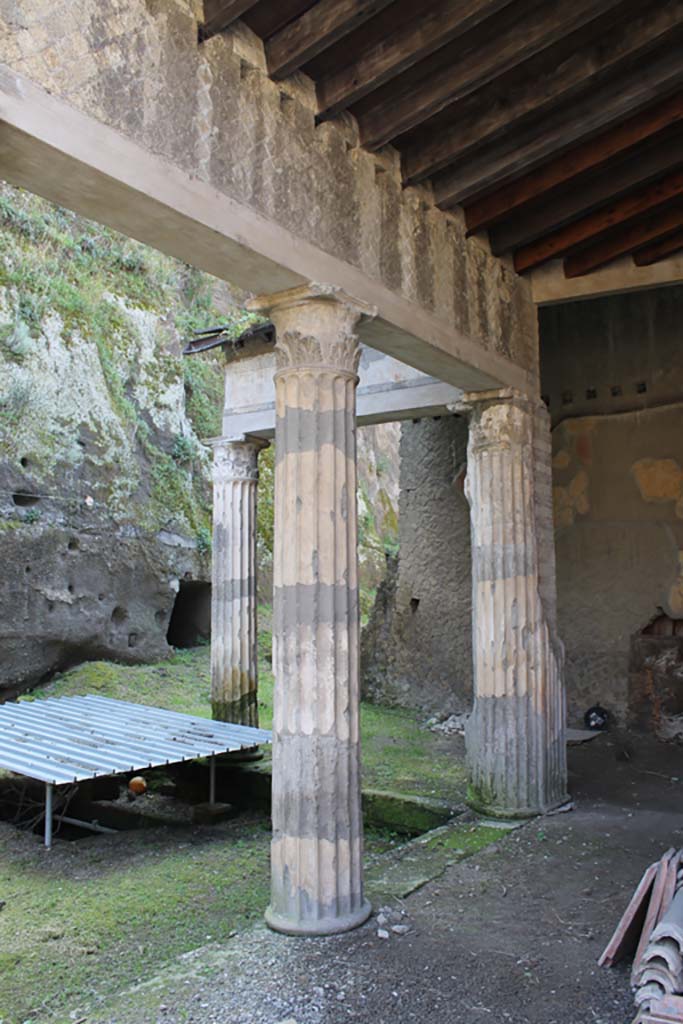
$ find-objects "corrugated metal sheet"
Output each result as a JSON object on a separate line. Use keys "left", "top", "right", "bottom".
{"left": 0, "top": 695, "right": 271, "bottom": 785}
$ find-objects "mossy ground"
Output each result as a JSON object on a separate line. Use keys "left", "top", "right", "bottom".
{"left": 0, "top": 647, "right": 474, "bottom": 1023}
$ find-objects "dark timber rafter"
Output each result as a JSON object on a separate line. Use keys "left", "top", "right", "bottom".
{"left": 355, "top": 0, "right": 626, "bottom": 152}
{"left": 316, "top": 0, "right": 513, "bottom": 118}
{"left": 564, "top": 204, "right": 683, "bottom": 277}
{"left": 633, "top": 228, "right": 683, "bottom": 266}
{"left": 402, "top": 1, "right": 683, "bottom": 185}
{"left": 513, "top": 169, "right": 683, "bottom": 272}
{"left": 265, "top": 0, "right": 395, "bottom": 80}
{"left": 195, "top": 0, "right": 683, "bottom": 282}
{"left": 459, "top": 87, "right": 683, "bottom": 230}
{"left": 241, "top": 0, "right": 316, "bottom": 39}
{"left": 489, "top": 133, "right": 683, "bottom": 255}
{"left": 199, "top": 0, "right": 261, "bottom": 41}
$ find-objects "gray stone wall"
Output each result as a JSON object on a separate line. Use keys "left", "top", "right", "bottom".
{"left": 361, "top": 416, "right": 472, "bottom": 714}
{"left": 0, "top": 0, "right": 537, "bottom": 378}
{"left": 364, "top": 286, "right": 683, "bottom": 727}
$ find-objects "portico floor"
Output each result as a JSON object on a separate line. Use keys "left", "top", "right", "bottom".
{"left": 1, "top": 651, "right": 680, "bottom": 1024}
{"left": 87, "top": 734, "right": 680, "bottom": 1024}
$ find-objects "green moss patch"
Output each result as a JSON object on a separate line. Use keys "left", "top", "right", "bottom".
{"left": 362, "top": 789, "right": 456, "bottom": 835}
{"left": 366, "top": 820, "right": 505, "bottom": 902}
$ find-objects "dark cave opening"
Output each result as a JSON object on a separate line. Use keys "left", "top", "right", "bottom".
{"left": 166, "top": 580, "right": 211, "bottom": 649}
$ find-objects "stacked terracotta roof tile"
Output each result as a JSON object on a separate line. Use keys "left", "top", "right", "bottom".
{"left": 600, "top": 849, "right": 683, "bottom": 1023}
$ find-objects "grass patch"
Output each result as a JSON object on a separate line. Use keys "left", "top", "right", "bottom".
{"left": 0, "top": 815, "right": 271, "bottom": 1023}
{"left": 0, "top": 814, "right": 410, "bottom": 1024}
{"left": 1, "top": 648, "right": 475, "bottom": 1023}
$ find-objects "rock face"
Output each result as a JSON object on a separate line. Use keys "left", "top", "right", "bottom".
{"left": 361, "top": 416, "right": 472, "bottom": 715}
{"left": 0, "top": 185, "right": 225, "bottom": 696}
{"left": 0, "top": 184, "right": 400, "bottom": 698}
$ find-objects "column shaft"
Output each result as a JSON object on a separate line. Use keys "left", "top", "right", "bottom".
{"left": 211, "top": 438, "right": 265, "bottom": 726}
{"left": 464, "top": 390, "right": 567, "bottom": 817}
{"left": 250, "top": 285, "right": 373, "bottom": 936}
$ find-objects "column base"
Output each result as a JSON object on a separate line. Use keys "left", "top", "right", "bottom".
{"left": 264, "top": 899, "right": 372, "bottom": 937}
{"left": 466, "top": 785, "right": 571, "bottom": 820}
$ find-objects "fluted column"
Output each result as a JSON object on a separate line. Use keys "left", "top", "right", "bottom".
{"left": 210, "top": 436, "right": 267, "bottom": 725}
{"left": 248, "top": 284, "right": 375, "bottom": 936}
{"left": 461, "top": 388, "right": 568, "bottom": 817}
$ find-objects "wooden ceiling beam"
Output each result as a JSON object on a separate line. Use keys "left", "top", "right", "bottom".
{"left": 316, "top": 0, "right": 513, "bottom": 118}
{"left": 356, "top": 0, "right": 624, "bottom": 152}
{"left": 402, "top": 1, "right": 683, "bottom": 185}
{"left": 564, "top": 204, "right": 683, "bottom": 277}
{"left": 241, "top": 1, "right": 316, "bottom": 39}
{"left": 199, "top": 0, "right": 261, "bottom": 41}
{"left": 633, "top": 228, "right": 683, "bottom": 266}
{"left": 490, "top": 133, "right": 683, "bottom": 254}
{"left": 514, "top": 169, "right": 683, "bottom": 272}
{"left": 435, "top": 53, "right": 683, "bottom": 214}
{"left": 265, "top": 0, "right": 395, "bottom": 80}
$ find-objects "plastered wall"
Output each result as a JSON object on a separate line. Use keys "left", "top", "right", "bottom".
{"left": 363, "top": 286, "right": 683, "bottom": 726}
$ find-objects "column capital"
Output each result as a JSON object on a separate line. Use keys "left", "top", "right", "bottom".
{"left": 206, "top": 435, "right": 269, "bottom": 484}
{"left": 247, "top": 283, "right": 376, "bottom": 375}
{"left": 449, "top": 386, "right": 537, "bottom": 413}
{"left": 246, "top": 282, "right": 377, "bottom": 320}
{"left": 449, "top": 388, "right": 548, "bottom": 453}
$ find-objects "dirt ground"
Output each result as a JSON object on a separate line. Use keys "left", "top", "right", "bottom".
{"left": 83, "top": 732, "right": 683, "bottom": 1024}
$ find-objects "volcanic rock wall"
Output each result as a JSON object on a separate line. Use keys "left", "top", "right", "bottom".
{"left": 0, "top": 184, "right": 228, "bottom": 694}
{"left": 0, "top": 184, "right": 399, "bottom": 697}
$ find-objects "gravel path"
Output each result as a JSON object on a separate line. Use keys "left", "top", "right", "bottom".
{"left": 86, "top": 733, "right": 683, "bottom": 1024}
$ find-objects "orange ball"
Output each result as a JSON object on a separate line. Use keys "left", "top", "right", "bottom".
{"left": 128, "top": 775, "right": 147, "bottom": 795}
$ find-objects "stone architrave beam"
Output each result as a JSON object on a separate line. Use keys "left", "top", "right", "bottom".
{"left": 221, "top": 346, "right": 464, "bottom": 440}
{"left": 0, "top": 64, "right": 531, "bottom": 393}
{"left": 208, "top": 435, "right": 268, "bottom": 726}
{"left": 531, "top": 253, "right": 683, "bottom": 304}
{"left": 456, "top": 388, "right": 568, "bottom": 817}
{"left": 248, "top": 284, "right": 373, "bottom": 936}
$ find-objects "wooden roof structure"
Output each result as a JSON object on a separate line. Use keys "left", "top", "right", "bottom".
{"left": 199, "top": 0, "right": 683, "bottom": 282}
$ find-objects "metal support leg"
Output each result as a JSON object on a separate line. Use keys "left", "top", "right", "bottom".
{"left": 44, "top": 783, "right": 53, "bottom": 849}
{"left": 209, "top": 756, "right": 216, "bottom": 805}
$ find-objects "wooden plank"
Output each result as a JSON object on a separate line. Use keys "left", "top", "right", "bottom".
{"left": 199, "top": 0, "right": 261, "bottom": 41}
{"left": 357, "top": 0, "right": 625, "bottom": 151}
{"left": 436, "top": 54, "right": 683, "bottom": 215}
{"left": 242, "top": 1, "right": 316, "bottom": 39}
{"left": 514, "top": 169, "right": 683, "bottom": 272}
{"left": 316, "top": 0, "right": 512, "bottom": 116}
{"left": 634, "top": 227, "right": 683, "bottom": 265}
{"left": 657, "top": 851, "right": 682, "bottom": 926}
{"left": 565, "top": 206, "right": 683, "bottom": 277}
{"left": 265, "top": 0, "right": 395, "bottom": 80}
{"left": 631, "top": 850, "right": 677, "bottom": 985}
{"left": 598, "top": 861, "right": 658, "bottom": 967}
{"left": 489, "top": 132, "right": 683, "bottom": 254}
{"left": 402, "top": 1, "right": 683, "bottom": 184}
